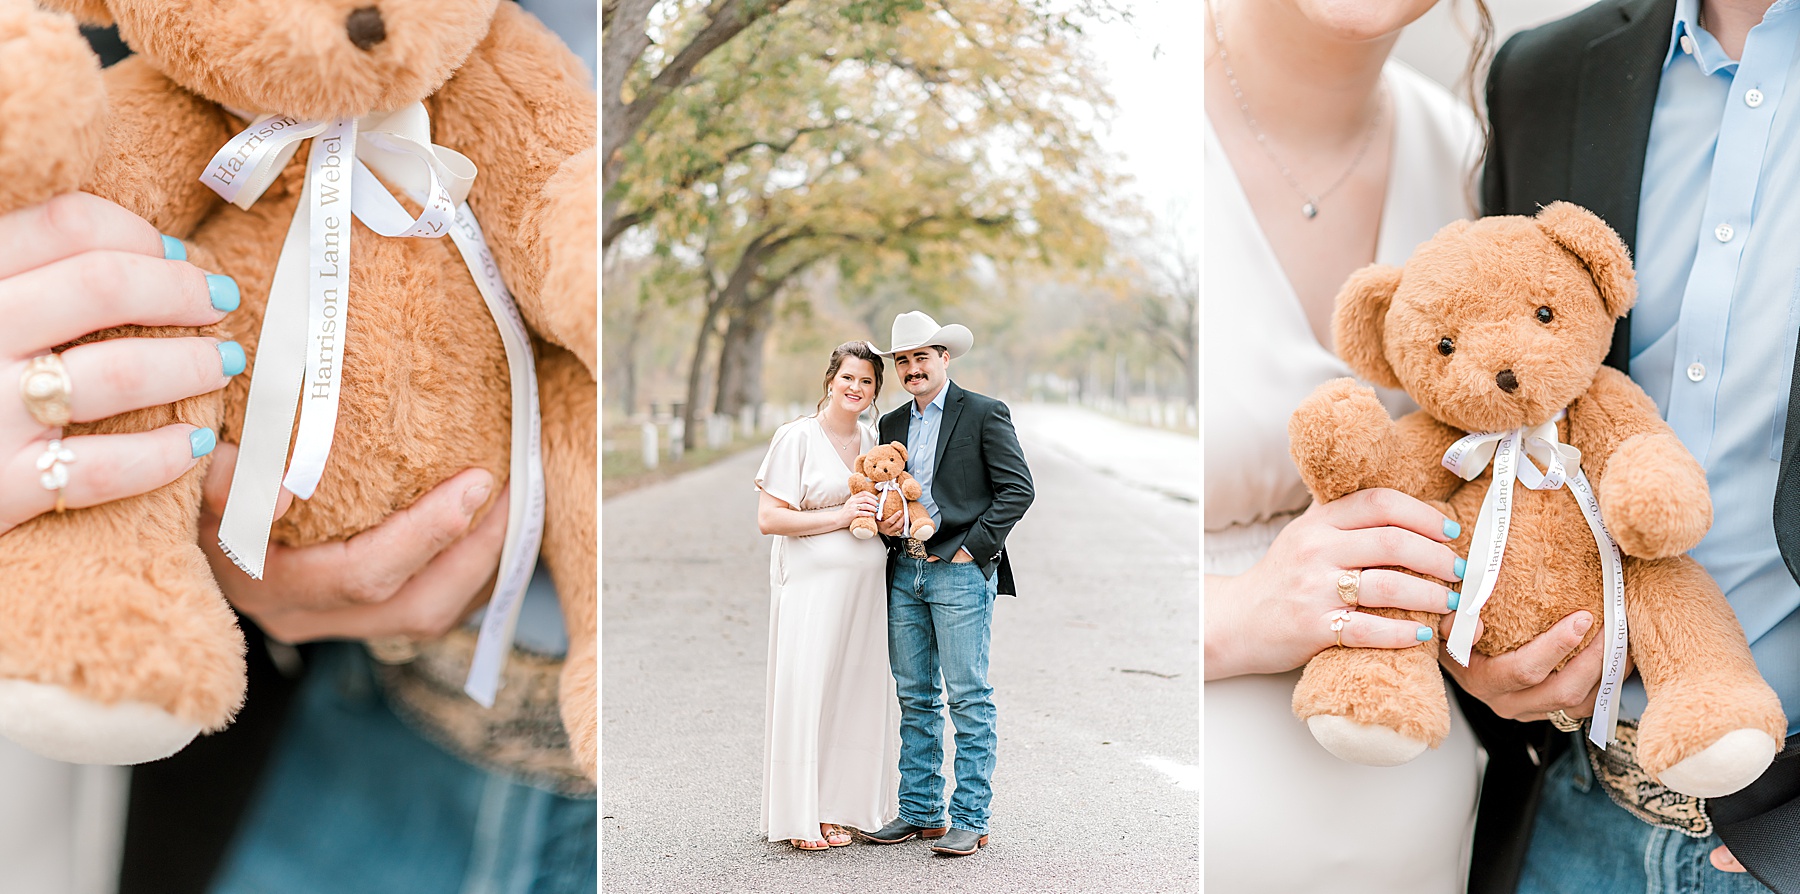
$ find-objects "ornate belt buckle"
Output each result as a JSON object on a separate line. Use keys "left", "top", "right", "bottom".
{"left": 903, "top": 538, "right": 929, "bottom": 559}
{"left": 1584, "top": 718, "right": 1712, "bottom": 837}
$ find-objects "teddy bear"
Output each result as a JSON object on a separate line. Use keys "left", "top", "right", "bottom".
{"left": 1285, "top": 202, "right": 1785, "bottom": 798}
{"left": 0, "top": 0, "right": 596, "bottom": 776}
{"left": 848, "top": 442, "right": 935, "bottom": 541}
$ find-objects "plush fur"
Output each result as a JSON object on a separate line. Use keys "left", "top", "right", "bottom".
{"left": 848, "top": 442, "right": 935, "bottom": 541}
{"left": 0, "top": 0, "right": 595, "bottom": 772}
{"left": 1286, "top": 203, "right": 1784, "bottom": 796}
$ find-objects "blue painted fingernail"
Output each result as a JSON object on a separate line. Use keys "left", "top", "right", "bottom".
{"left": 207, "top": 275, "right": 240, "bottom": 312}
{"left": 217, "top": 341, "right": 245, "bottom": 376}
{"left": 1447, "top": 590, "right": 1461, "bottom": 611}
{"left": 190, "top": 428, "right": 216, "bottom": 458}
{"left": 1454, "top": 557, "right": 1467, "bottom": 579}
{"left": 161, "top": 235, "right": 186, "bottom": 261}
{"left": 1443, "top": 518, "right": 1461, "bottom": 539}
{"left": 1416, "top": 626, "right": 1434, "bottom": 642}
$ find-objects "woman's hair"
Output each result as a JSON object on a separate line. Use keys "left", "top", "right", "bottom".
{"left": 816, "top": 341, "right": 884, "bottom": 413}
{"left": 1463, "top": 0, "right": 1496, "bottom": 207}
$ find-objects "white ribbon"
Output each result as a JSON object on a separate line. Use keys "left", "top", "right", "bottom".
{"left": 874, "top": 478, "right": 906, "bottom": 529}
{"left": 200, "top": 105, "right": 545, "bottom": 707}
{"left": 1440, "top": 411, "right": 1628, "bottom": 748}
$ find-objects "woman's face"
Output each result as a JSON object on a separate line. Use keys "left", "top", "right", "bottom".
{"left": 830, "top": 357, "right": 877, "bottom": 414}
{"left": 1284, "top": 0, "right": 1440, "bottom": 42}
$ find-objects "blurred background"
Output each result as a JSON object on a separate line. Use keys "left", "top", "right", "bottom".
{"left": 601, "top": 0, "right": 1199, "bottom": 486}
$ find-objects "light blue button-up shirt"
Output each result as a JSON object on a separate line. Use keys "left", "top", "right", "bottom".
{"left": 1627, "top": 0, "right": 1800, "bottom": 731}
{"left": 906, "top": 383, "right": 950, "bottom": 527}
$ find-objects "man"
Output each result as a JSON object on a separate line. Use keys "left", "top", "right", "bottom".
{"left": 856, "top": 311, "right": 1034, "bottom": 857}
{"left": 1465, "top": 1, "right": 1800, "bottom": 891}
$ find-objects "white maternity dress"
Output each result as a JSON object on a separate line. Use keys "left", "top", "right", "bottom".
{"left": 1204, "top": 60, "right": 1485, "bottom": 894}
{"left": 756, "top": 416, "right": 900, "bottom": 842}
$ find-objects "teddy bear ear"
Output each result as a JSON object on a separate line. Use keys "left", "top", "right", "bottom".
{"left": 890, "top": 441, "right": 908, "bottom": 461}
{"left": 854, "top": 454, "right": 865, "bottom": 474}
{"left": 35, "top": 0, "right": 114, "bottom": 26}
{"left": 1331, "top": 264, "right": 1404, "bottom": 390}
{"left": 1535, "top": 201, "right": 1637, "bottom": 319}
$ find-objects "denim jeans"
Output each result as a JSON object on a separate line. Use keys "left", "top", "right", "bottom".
{"left": 1520, "top": 740, "right": 1771, "bottom": 894}
{"left": 888, "top": 555, "right": 998, "bottom": 834}
{"left": 209, "top": 643, "right": 596, "bottom": 894}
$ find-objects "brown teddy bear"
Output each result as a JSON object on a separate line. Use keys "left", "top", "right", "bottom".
{"left": 1286, "top": 202, "right": 1784, "bottom": 797}
{"left": 849, "top": 442, "right": 935, "bottom": 541}
{"left": 0, "top": 0, "right": 595, "bottom": 775}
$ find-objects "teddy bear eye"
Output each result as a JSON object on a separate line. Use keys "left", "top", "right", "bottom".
{"left": 1437, "top": 337, "right": 1455, "bottom": 356}
{"left": 1536, "top": 306, "right": 1554, "bottom": 324}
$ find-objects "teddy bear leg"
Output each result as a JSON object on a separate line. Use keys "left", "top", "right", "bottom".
{"left": 1625, "top": 556, "right": 1785, "bottom": 797}
{"left": 0, "top": 404, "right": 246, "bottom": 764}
{"left": 909, "top": 502, "right": 935, "bottom": 541}
{"left": 1288, "top": 379, "right": 1394, "bottom": 503}
{"left": 0, "top": 0, "right": 106, "bottom": 215}
{"left": 1292, "top": 607, "right": 1449, "bottom": 766}
{"left": 850, "top": 519, "right": 877, "bottom": 540}
{"left": 537, "top": 345, "right": 597, "bottom": 779}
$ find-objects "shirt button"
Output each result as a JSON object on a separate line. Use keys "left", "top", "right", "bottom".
{"left": 1716, "top": 222, "right": 1734, "bottom": 242}
{"left": 1681, "top": 34, "right": 1697, "bottom": 55}
{"left": 1687, "top": 362, "right": 1707, "bottom": 382}
{"left": 1747, "top": 88, "right": 1766, "bottom": 107}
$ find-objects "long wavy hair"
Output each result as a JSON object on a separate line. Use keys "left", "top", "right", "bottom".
{"left": 815, "top": 341, "right": 885, "bottom": 414}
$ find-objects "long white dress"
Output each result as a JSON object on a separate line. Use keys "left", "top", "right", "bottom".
{"left": 755, "top": 416, "right": 900, "bottom": 842}
{"left": 1204, "top": 61, "right": 1484, "bottom": 894}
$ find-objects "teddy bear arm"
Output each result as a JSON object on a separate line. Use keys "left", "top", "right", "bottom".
{"left": 1383, "top": 411, "right": 1468, "bottom": 502}
{"left": 83, "top": 59, "right": 233, "bottom": 237}
{"left": 535, "top": 344, "right": 597, "bottom": 779}
{"left": 1288, "top": 378, "right": 1398, "bottom": 503}
{"left": 428, "top": 1, "right": 596, "bottom": 372}
{"left": 848, "top": 473, "right": 874, "bottom": 494}
{"left": 0, "top": 0, "right": 108, "bottom": 215}
{"left": 1572, "top": 368, "right": 1712, "bottom": 557}
{"left": 898, "top": 472, "right": 923, "bottom": 501}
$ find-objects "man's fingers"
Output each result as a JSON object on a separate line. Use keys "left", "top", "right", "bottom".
{"left": 253, "top": 487, "right": 510, "bottom": 643}
{"left": 1491, "top": 611, "right": 1594, "bottom": 691}
{"left": 1322, "top": 487, "right": 1458, "bottom": 542}
{"left": 200, "top": 441, "right": 294, "bottom": 522}
{"left": 1711, "top": 845, "right": 1746, "bottom": 873}
{"left": 273, "top": 467, "right": 496, "bottom": 608}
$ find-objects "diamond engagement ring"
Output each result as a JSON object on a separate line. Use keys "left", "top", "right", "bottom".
{"left": 1547, "top": 710, "right": 1583, "bottom": 733}
{"left": 1336, "top": 569, "right": 1361, "bottom": 606}
{"left": 19, "top": 354, "right": 73, "bottom": 427}
{"left": 37, "top": 438, "right": 76, "bottom": 513}
{"left": 1330, "top": 608, "right": 1354, "bottom": 649}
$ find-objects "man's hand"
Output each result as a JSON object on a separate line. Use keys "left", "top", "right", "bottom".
{"left": 1439, "top": 610, "right": 1627, "bottom": 721}
{"left": 950, "top": 547, "right": 973, "bottom": 563}
{"left": 199, "top": 443, "right": 509, "bottom": 643}
{"left": 1711, "top": 845, "right": 1746, "bottom": 873}
{"left": 877, "top": 506, "right": 907, "bottom": 537}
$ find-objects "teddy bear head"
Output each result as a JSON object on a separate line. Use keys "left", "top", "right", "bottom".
{"left": 1332, "top": 202, "right": 1637, "bottom": 434}
{"left": 855, "top": 442, "right": 909, "bottom": 482}
{"left": 40, "top": 0, "right": 498, "bottom": 120}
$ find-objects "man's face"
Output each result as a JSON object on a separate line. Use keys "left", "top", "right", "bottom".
{"left": 893, "top": 347, "right": 949, "bottom": 401}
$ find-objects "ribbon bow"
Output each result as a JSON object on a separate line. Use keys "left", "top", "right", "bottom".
{"left": 199, "top": 104, "right": 545, "bottom": 707}
{"left": 1440, "top": 411, "right": 1629, "bottom": 748}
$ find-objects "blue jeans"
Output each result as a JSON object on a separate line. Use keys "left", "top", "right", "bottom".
{"left": 1520, "top": 740, "right": 1770, "bottom": 894}
{"left": 209, "top": 643, "right": 596, "bottom": 894}
{"left": 888, "top": 555, "right": 998, "bottom": 834}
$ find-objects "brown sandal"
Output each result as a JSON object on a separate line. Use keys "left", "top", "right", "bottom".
{"left": 791, "top": 837, "right": 829, "bottom": 851}
{"left": 822, "top": 824, "right": 853, "bottom": 847}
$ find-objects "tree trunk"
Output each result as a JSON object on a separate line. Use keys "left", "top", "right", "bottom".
{"left": 713, "top": 290, "right": 777, "bottom": 419}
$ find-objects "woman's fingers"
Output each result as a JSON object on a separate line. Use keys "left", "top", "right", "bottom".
{"left": 25, "top": 337, "right": 241, "bottom": 424}
{"left": 0, "top": 193, "right": 169, "bottom": 281}
{"left": 1350, "top": 569, "right": 1460, "bottom": 615}
{"left": 1321, "top": 487, "right": 1459, "bottom": 541}
{"left": 1338, "top": 526, "right": 1465, "bottom": 583}
{"left": 0, "top": 424, "right": 211, "bottom": 531}
{"left": 0, "top": 251, "right": 234, "bottom": 358}
{"left": 1329, "top": 609, "right": 1436, "bottom": 650}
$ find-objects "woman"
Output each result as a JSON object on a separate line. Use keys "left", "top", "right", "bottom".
{"left": 754, "top": 341, "right": 899, "bottom": 850}
{"left": 0, "top": 191, "right": 239, "bottom": 892}
{"left": 1202, "top": 1, "right": 1489, "bottom": 891}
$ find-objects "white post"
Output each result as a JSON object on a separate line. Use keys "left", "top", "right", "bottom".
{"left": 641, "top": 422, "right": 659, "bottom": 469}
{"left": 670, "top": 419, "right": 685, "bottom": 461}
{"left": 740, "top": 405, "right": 756, "bottom": 438}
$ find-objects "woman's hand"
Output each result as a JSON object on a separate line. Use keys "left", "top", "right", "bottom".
{"left": 0, "top": 194, "right": 241, "bottom": 535}
{"left": 837, "top": 491, "right": 879, "bottom": 530}
{"left": 1205, "top": 488, "right": 1465, "bottom": 680}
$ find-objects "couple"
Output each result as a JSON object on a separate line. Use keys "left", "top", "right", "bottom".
{"left": 753, "top": 311, "right": 1034, "bottom": 856}
{"left": 1208, "top": 0, "right": 1800, "bottom": 891}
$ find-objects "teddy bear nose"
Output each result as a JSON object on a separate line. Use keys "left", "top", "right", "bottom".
{"left": 347, "top": 6, "right": 387, "bottom": 51}
{"left": 1496, "top": 368, "right": 1520, "bottom": 394}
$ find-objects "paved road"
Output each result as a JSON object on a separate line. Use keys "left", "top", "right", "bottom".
{"left": 601, "top": 406, "right": 1199, "bottom": 893}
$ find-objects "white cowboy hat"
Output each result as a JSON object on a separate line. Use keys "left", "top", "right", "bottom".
{"left": 875, "top": 311, "right": 973, "bottom": 359}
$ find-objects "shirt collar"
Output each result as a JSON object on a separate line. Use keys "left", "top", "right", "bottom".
{"left": 1667, "top": 0, "right": 1800, "bottom": 75}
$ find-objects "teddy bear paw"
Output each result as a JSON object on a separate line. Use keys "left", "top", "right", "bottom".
{"left": 0, "top": 679, "right": 201, "bottom": 765}
{"left": 1654, "top": 728, "right": 1778, "bottom": 798}
{"left": 0, "top": 0, "right": 107, "bottom": 214}
{"left": 1597, "top": 434, "right": 1712, "bottom": 558}
{"left": 850, "top": 523, "right": 876, "bottom": 540}
{"left": 1305, "top": 714, "right": 1429, "bottom": 767}
{"left": 911, "top": 523, "right": 935, "bottom": 541}
{"left": 1288, "top": 379, "right": 1393, "bottom": 502}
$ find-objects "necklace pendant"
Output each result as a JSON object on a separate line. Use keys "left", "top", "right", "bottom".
{"left": 1302, "top": 202, "right": 1319, "bottom": 219}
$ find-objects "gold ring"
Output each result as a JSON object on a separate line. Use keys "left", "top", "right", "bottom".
{"left": 1336, "top": 569, "right": 1361, "bottom": 606}
{"left": 1547, "top": 710, "right": 1582, "bottom": 733}
{"left": 36, "top": 438, "right": 75, "bottom": 513}
{"left": 1330, "top": 608, "right": 1354, "bottom": 649}
{"left": 19, "top": 354, "right": 73, "bottom": 427}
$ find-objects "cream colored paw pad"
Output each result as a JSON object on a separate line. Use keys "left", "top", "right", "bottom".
{"left": 1307, "top": 714, "right": 1428, "bottom": 767}
{"left": 0, "top": 680, "right": 198, "bottom": 765}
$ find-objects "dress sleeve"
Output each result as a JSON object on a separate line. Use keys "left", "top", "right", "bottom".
{"left": 754, "top": 420, "right": 807, "bottom": 507}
